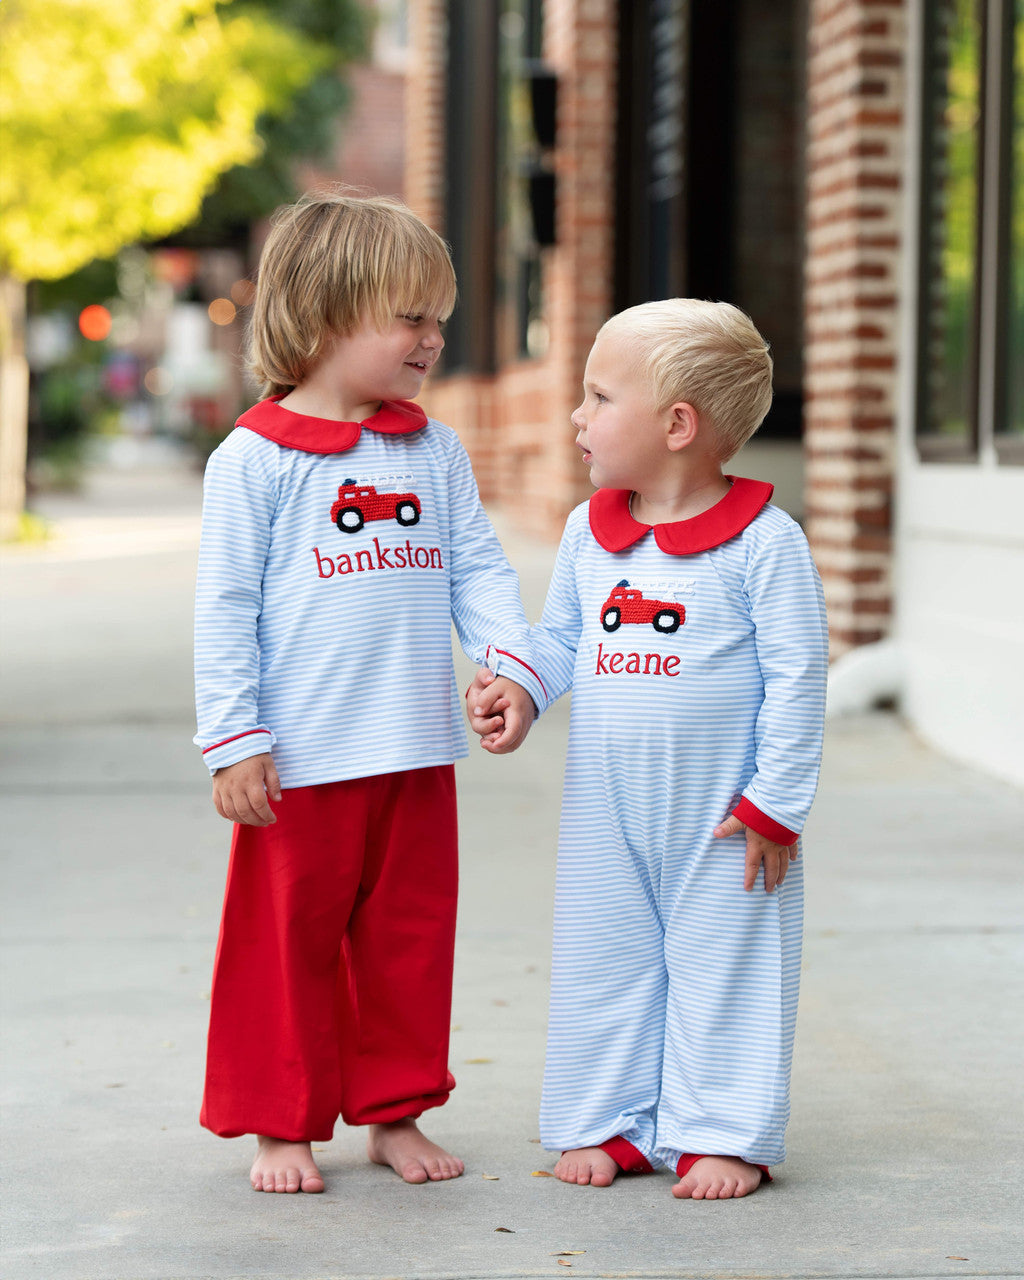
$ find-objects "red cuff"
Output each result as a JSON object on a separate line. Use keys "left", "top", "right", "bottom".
{"left": 733, "top": 796, "right": 799, "bottom": 846}
{"left": 675, "top": 1157, "right": 773, "bottom": 1182}
{"left": 597, "top": 1136, "right": 654, "bottom": 1174}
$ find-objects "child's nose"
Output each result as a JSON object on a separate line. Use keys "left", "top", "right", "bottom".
{"left": 422, "top": 321, "right": 444, "bottom": 350}
{"left": 570, "top": 404, "right": 585, "bottom": 430}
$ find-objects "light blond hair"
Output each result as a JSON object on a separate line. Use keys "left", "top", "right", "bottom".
{"left": 599, "top": 299, "right": 774, "bottom": 462}
{"left": 248, "top": 189, "right": 457, "bottom": 396}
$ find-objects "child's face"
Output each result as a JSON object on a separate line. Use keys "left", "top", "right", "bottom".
{"left": 571, "top": 332, "right": 670, "bottom": 492}
{"left": 325, "top": 311, "right": 445, "bottom": 415}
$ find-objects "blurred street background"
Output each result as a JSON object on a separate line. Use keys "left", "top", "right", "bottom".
{"left": 1, "top": 1, "right": 1023, "bottom": 1277}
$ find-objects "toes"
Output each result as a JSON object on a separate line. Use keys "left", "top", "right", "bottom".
{"left": 401, "top": 1160, "right": 430, "bottom": 1184}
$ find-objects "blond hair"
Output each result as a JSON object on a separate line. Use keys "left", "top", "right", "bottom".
{"left": 599, "top": 299, "right": 774, "bottom": 462}
{"left": 247, "top": 189, "right": 458, "bottom": 396}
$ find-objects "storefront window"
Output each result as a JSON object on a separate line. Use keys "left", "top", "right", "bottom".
{"left": 495, "top": 0, "right": 548, "bottom": 363}
{"left": 916, "top": 0, "right": 983, "bottom": 453}
{"left": 1002, "top": 1, "right": 1024, "bottom": 443}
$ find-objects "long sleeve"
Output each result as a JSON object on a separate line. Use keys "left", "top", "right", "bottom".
{"left": 733, "top": 522, "right": 829, "bottom": 843}
{"left": 445, "top": 435, "right": 549, "bottom": 710}
{"left": 522, "top": 507, "right": 588, "bottom": 712}
{"left": 193, "top": 439, "right": 277, "bottom": 774}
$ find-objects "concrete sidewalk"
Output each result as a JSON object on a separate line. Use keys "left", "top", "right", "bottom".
{"left": 1, "top": 457, "right": 1022, "bottom": 1280}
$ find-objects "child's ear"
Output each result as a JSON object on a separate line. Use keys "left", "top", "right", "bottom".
{"left": 666, "top": 401, "right": 699, "bottom": 451}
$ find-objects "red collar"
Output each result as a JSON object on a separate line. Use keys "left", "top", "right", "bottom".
{"left": 588, "top": 477, "right": 774, "bottom": 555}
{"left": 235, "top": 396, "right": 428, "bottom": 454}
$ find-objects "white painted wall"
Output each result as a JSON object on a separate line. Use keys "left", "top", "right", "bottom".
{"left": 893, "top": 0, "right": 1024, "bottom": 788}
{"left": 895, "top": 465, "right": 1024, "bottom": 786}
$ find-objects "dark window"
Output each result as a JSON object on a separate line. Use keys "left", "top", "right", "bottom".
{"left": 495, "top": 0, "right": 549, "bottom": 363}
{"left": 614, "top": 0, "right": 806, "bottom": 441}
{"left": 916, "top": 0, "right": 1023, "bottom": 464}
{"left": 443, "top": 0, "right": 548, "bottom": 373}
{"left": 998, "top": 0, "right": 1023, "bottom": 455}
{"left": 443, "top": 1, "right": 499, "bottom": 373}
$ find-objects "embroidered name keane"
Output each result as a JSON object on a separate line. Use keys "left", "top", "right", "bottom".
{"left": 314, "top": 537, "right": 444, "bottom": 578}
{"left": 594, "top": 642, "right": 680, "bottom": 678}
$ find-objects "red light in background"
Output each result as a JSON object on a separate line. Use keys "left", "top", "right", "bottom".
{"left": 79, "top": 305, "right": 112, "bottom": 341}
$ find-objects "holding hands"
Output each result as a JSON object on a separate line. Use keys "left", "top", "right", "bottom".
{"left": 466, "top": 667, "right": 535, "bottom": 754}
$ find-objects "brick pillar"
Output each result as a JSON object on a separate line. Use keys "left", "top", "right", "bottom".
{"left": 539, "top": 0, "right": 619, "bottom": 529}
{"left": 404, "top": 0, "right": 446, "bottom": 231}
{"left": 803, "top": 0, "right": 906, "bottom": 657}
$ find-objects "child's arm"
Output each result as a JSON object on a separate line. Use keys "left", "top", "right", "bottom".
{"left": 724, "top": 520, "right": 829, "bottom": 889}
{"left": 458, "top": 504, "right": 588, "bottom": 753}
{"left": 212, "top": 753, "right": 282, "bottom": 826}
{"left": 193, "top": 437, "right": 279, "bottom": 785}
{"left": 443, "top": 436, "right": 549, "bottom": 713}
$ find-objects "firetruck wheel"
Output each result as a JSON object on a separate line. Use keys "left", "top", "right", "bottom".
{"left": 395, "top": 502, "right": 420, "bottom": 527}
{"left": 336, "top": 507, "right": 364, "bottom": 533}
{"left": 601, "top": 608, "right": 622, "bottom": 632}
{"left": 653, "top": 610, "right": 680, "bottom": 633}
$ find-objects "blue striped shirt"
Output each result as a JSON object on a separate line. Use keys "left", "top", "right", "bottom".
{"left": 194, "top": 400, "right": 544, "bottom": 787}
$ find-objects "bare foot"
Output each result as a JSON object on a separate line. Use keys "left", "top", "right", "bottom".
{"left": 250, "top": 1137, "right": 324, "bottom": 1193}
{"left": 367, "top": 1118, "right": 465, "bottom": 1184}
{"left": 554, "top": 1146, "right": 619, "bottom": 1187}
{"left": 671, "top": 1155, "right": 763, "bottom": 1200}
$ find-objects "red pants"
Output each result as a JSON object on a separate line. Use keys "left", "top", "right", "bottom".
{"left": 200, "top": 765, "right": 459, "bottom": 1141}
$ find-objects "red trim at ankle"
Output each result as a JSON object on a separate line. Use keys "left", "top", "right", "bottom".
{"left": 675, "top": 1153, "right": 772, "bottom": 1183}
{"left": 598, "top": 1136, "right": 654, "bottom": 1174}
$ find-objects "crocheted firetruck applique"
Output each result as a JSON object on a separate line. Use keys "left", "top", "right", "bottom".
{"left": 330, "top": 478, "right": 422, "bottom": 534}
{"left": 599, "top": 580, "right": 686, "bottom": 634}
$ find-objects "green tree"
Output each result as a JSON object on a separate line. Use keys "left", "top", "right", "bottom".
{"left": 0, "top": 0, "right": 360, "bottom": 536}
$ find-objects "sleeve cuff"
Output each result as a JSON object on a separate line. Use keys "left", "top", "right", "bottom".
{"left": 484, "top": 645, "right": 548, "bottom": 715}
{"left": 733, "top": 796, "right": 800, "bottom": 846}
{"left": 198, "top": 727, "right": 275, "bottom": 775}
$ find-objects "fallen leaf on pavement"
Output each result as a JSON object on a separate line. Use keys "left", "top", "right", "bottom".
{"left": 946, "top": 1258, "right": 969, "bottom": 1262}
{"left": 551, "top": 1251, "right": 586, "bottom": 1256}
{"left": 494, "top": 1227, "right": 515, "bottom": 1233}
{"left": 557, "top": 1261, "right": 572, "bottom": 1268}
{"left": 465, "top": 1057, "right": 493, "bottom": 1064}
{"left": 531, "top": 1170, "right": 555, "bottom": 1177}
{"left": 482, "top": 1174, "right": 500, "bottom": 1180}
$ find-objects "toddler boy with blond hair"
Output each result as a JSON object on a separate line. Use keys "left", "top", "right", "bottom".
{"left": 470, "top": 298, "right": 828, "bottom": 1199}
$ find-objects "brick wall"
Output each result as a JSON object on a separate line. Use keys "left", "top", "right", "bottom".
{"left": 803, "top": 0, "right": 907, "bottom": 656}
{"left": 406, "top": 0, "right": 618, "bottom": 540}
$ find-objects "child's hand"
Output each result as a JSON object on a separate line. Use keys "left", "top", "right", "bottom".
{"left": 466, "top": 668, "right": 534, "bottom": 754}
{"left": 466, "top": 668, "right": 510, "bottom": 737}
{"left": 212, "top": 753, "right": 281, "bottom": 826}
{"left": 713, "top": 815, "right": 798, "bottom": 893}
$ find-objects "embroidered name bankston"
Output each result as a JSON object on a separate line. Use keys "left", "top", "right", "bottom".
{"left": 314, "top": 537, "right": 444, "bottom": 578}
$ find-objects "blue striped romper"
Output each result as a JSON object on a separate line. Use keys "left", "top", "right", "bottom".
{"left": 529, "top": 481, "right": 828, "bottom": 1172}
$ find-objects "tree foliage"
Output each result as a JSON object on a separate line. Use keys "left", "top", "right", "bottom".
{"left": 0, "top": 0, "right": 337, "bottom": 281}
{"left": 174, "top": 0, "right": 372, "bottom": 247}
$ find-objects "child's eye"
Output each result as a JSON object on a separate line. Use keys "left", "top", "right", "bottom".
{"left": 402, "top": 314, "right": 423, "bottom": 324}
{"left": 594, "top": 392, "right": 608, "bottom": 404}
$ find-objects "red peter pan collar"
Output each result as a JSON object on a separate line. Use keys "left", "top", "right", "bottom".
{"left": 589, "top": 477, "right": 774, "bottom": 555}
{"left": 235, "top": 395, "right": 427, "bottom": 454}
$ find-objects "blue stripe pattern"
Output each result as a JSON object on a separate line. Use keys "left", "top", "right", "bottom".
{"left": 530, "top": 499, "right": 827, "bottom": 1168}
{"left": 194, "top": 419, "right": 543, "bottom": 787}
